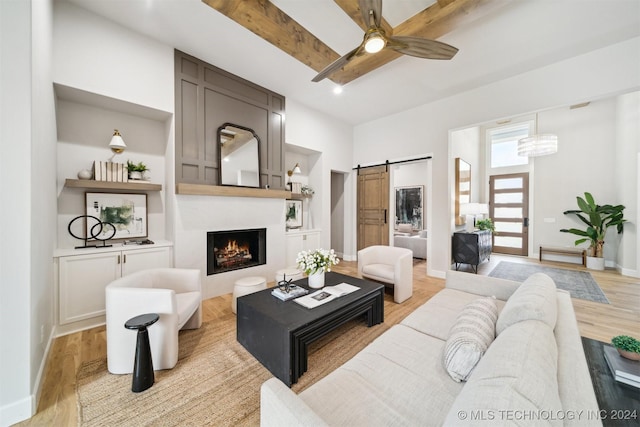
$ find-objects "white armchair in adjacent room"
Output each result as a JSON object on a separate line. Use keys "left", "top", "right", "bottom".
{"left": 105, "top": 268, "right": 202, "bottom": 374}
{"left": 357, "top": 245, "right": 413, "bottom": 303}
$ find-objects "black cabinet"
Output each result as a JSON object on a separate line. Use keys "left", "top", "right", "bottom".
{"left": 452, "top": 230, "right": 492, "bottom": 273}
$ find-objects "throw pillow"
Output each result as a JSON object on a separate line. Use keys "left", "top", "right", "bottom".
{"left": 443, "top": 296, "right": 498, "bottom": 382}
{"left": 496, "top": 272, "right": 558, "bottom": 335}
{"left": 397, "top": 223, "right": 413, "bottom": 233}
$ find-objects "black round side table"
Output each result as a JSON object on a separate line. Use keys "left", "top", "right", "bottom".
{"left": 124, "top": 313, "right": 160, "bottom": 393}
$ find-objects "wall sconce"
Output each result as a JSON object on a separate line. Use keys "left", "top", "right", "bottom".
{"left": 287, "top": 163, "right": 301, "bottom": 182}
{"left": 108, "top": 129, "right": 126, "bottom": 161}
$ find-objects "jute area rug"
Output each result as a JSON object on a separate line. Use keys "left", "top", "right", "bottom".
{"left": 488, "top": 261, "right": 609, "bottom": 304}
{"left": 76, "top": 293, "right": 422, "bottom": 426}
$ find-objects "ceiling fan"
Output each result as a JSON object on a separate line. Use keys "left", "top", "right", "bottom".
{"left": 312, "top": 0, "right": 459, "bottom": 82}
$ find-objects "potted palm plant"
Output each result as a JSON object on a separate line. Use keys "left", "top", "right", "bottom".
{"left": 560, "top": 192, "right": 626, "bottom": 270}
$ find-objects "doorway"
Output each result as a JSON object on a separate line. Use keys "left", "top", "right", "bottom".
{"left": 489, "top": 172, "right": 529, "bottom": 256}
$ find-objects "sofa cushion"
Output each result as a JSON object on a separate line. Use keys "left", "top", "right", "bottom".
{"left": 443, "top": 297, "right": 498, "bottom": 382}
{"left": 300, "top": 325, "right": 463, "bottom": 426}
{"left": 496, "top": 273, "right": 558, "bottom": 335}
{"left": 361, "top": 263, "right": 394, "bottom": 283}
{"left": 444, "top": 320, "right": 562, "bottom": 426}
{"left": 402, "top": 289, "right": 506, "bottom": 341}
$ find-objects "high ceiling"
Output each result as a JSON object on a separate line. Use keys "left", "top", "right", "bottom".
{"left": 66, "top": 0, "right": 640, "bottom": 125}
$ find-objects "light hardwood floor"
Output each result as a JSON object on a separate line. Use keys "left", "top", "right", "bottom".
{"left": 18, "top": 254, "right": 639, "bottom": 426}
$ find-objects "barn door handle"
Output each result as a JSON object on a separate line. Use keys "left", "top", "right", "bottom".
{"left": 384, "top": 209, "right": 387, "bottom": 224}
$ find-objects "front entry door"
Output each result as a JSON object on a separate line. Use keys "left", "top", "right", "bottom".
{"left": 357, "top": 165, "right": 389, "bottom": 250}
{"left": 489, "top": 173, "right": 529, "bottom": 256}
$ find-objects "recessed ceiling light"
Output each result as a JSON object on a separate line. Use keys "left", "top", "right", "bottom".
{"left": 333, "top": 86, "right": 343, "bottom": 95}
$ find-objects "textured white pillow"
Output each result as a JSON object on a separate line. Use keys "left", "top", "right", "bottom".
{"left": 443, "top": 296, "right": 498, "bottom": 382}
{"left": 397, "top": 223, "right": 413, "bottom": 233}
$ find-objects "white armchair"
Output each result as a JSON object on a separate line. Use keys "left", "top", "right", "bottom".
{"left": 105, "top": 268, "right": 202, "bottom": 374}
{"left": 357, "top": 245, "right": 413, "bottom": 303}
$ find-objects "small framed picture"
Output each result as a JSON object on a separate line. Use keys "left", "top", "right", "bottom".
{"left": 285, "top": 199, "right": 303, "bottom": 229}
{"left": 85, "top": 192, "right": 148, "bottom": 240}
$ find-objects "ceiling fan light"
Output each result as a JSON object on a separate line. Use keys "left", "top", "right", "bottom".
{"left": 364, "top": 33, "right": 385, "bottom": 53}
{"left": 517, "top": 134, "right": 558, "bottom": 157}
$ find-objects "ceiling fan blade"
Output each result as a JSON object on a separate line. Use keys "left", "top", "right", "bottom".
{"left": 312, "top": 45, "right": 363, "bottom": 82}
{"left": 387, "top": 36, "right": 459, "bottom": 60}
{"left": 359, "top": 0, "right": 382, "bottom": 28}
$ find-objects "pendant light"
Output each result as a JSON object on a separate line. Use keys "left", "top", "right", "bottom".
{"left": 517, "top": 114, "right": 557, "bottom": 157}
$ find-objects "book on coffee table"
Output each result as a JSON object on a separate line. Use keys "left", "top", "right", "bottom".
{"left": 271, "top": 285, "right": 308, "bottom": 301}
{"left": 603, "top": 345, "right": 640, "bottom": 388}
{"left": 294, "top": 283, "right": 360, "bottom": 309}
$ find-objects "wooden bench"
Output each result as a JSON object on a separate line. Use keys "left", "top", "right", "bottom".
{"left": 539, "top": 246, "right": 586, "bottom": 266}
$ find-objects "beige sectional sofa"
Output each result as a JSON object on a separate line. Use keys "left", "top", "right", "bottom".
{"left": 260, "top": 270, "right": 600, "bottom": 426}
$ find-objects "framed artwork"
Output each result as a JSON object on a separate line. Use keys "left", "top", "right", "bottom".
{"left": 285, "top": 199, "right": 303, "bottom": 229}
{"left": 395, "top": 186, "right": 423, "bottom": 231}
{"left": 85, "top": 192, "right": 148, "bottom": 240}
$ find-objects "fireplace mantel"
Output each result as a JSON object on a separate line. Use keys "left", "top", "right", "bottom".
{"left": 176, "top": 183, "right": 291, "bottom": 199}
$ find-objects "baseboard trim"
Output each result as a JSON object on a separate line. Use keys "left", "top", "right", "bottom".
{"left": 0, "top": 395, "right": 34, "bottom": 427}
{"left": 0, "top": 326, "right": 54, "bottom": 426}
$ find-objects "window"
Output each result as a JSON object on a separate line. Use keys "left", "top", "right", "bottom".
{"left": 489, "top": 123, "right": 532, "bottom": 168}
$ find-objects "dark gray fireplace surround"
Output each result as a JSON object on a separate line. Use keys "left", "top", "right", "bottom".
{"left": 207, "top": 228, "right": 266, "bottom": 275}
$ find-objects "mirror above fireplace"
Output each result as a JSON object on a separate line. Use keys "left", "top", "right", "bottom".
{"left": 218, "top": 123, "right": 261, "bottom": 188}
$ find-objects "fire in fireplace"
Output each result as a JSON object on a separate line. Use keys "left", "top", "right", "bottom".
{"left": 207, "top": 228, "right": 266, "bottom": 275}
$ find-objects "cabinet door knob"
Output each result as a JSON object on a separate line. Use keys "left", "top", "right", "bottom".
{"left": 117, "top": 255, "right": 121, "bottom": 264}
{"left": 123, "top": 254, "right": 126, "bottom": 263}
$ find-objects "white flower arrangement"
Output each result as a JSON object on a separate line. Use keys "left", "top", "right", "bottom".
{"left": 301, "top": 185, "right": 314, "bottom": 197}
{"left": 296, "top": 248, "right": 339, "bottom": 275}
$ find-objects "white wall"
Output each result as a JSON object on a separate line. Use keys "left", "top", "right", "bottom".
{"left": 52, "top": 1, "right": 174, "bottom": 113}
{"left": 534, "top": 99, "right": 618, "bottom": 261}
{"left": 1, "top": 0, "right": 57, "bottom": 424}
{"left": 615, "top": 91, "right": 640, "bottom": 276}
{"left": 0, "top": 2, "right": 33, "bottom": 423}
{"left": 285, "top": 99, "right": 354, "bottom": 257}
{"left": 354, "top": 37, "right": 640, "bottom": 277}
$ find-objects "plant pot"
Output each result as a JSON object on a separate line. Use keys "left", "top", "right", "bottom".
{"left": 617, "top": 348, "right": 640, "bottom": 361}
{"left": 308, "top": 271, "right": 325, "bottom": 289}
{"left": 586, "top": 256, "right": 605, "bottom": 270}
{"left": 129, "top": 171, "right": 143, "bottom": 180}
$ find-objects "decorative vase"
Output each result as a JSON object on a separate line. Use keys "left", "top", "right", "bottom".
{"left": 586, "top": 256, "right": 605, "bottom": 270}
{"left": 77, "top": 169, "right": 92, "bottom": 180}
{"left": 308, "top": 271, "right": 325, "bottom": 289}
{"left": 617, "top": 348, "right": 640, "bottom": 361}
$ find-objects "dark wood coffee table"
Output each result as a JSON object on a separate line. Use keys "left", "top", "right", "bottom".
{"left": 236, "top": 272, "right": 384, "bottom": 386}
{"left": 581, "top": 337, "right": 640, "bottom": 426}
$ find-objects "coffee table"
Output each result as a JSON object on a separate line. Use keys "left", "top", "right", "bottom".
{"left": 236, "top": 272, "right": 384, "bottom": 386}
{"left": 581, "top": 337, "right": 640, "bottom": 426}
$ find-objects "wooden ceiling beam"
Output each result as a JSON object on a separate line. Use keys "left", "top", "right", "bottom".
{"left": 333, "top": 0, "right": 393, "bottom": 34}
{"left": 202, "top": 0, "right": 340, "bottom": 76}
{"left": 203, "top": 0, "right": 510, "bottom": 85}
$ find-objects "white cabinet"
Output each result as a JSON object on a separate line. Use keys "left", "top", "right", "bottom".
{"left": 285, "top": 229, "right": 321, "bottom": 266}
{"left": 55, "top": 242, "right": 172, "bottom": 331}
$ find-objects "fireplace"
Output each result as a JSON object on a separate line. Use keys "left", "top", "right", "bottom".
{"left": 207, "top": 228, "right": 266, "bottom": 275}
